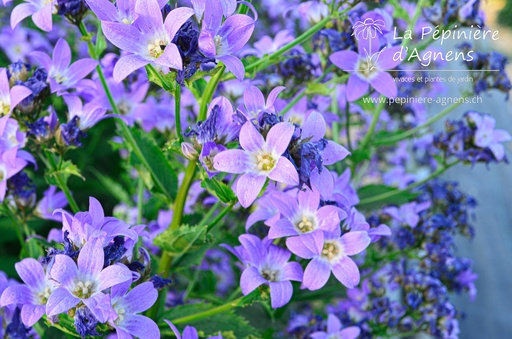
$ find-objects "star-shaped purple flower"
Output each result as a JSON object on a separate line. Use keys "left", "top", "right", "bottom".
{"left": 238, "top": 234, "right": 303, "bottom": 308}
{"left": 286, "top": 229, "right": 370, "bottom": 290}
{"left": 383, "top": 201, "right": 431, "bottom": 228}
{"left": 101, "top": 0, "right": 194, "bottom": 82}
{"left": 30, "top": 39, "right": 98, "bottom": 93}
{"left": 10, "top": 0, "right": 54, "bottom": 32}
{"left": 0, "top": 68, "right": 32, "bottom": 115}
{"left": 46, "top": 238, "right": 133, "bottom": 317}
{"left": 467, "top": 111, "right": 511, "bottom": 161}
{"left": 310, "top": 314, "right": 361, "bottom": 339}
{"left": 213, "top": 121, "right": 299, "bottom": 208}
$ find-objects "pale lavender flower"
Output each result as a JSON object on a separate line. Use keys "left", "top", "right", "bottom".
{"left": 286, "top": 230, "right": 370, "bottom": 290}
{"left": 46, "top": 238, "right": 133, "bottom": 318}
{"left": 30, "top": 39, "right": 98, "bottom": 93}
{"left": 330, "top": 44, "right": 402, "bottom": 101}
{"left": 267, "top": 187, "right": 345, "bottom": 240}
{"left": 467, "top": 112, "right": 511, "bottom": 161}
{"left": 213, "top": 121, "right": 299, "bottom": 208}
{"left": 383, "top": 201, "right": 431, "bottom": 228}
{"left": 237, "top": 234, "right": 303, "bottom": 308}
{"left": 0, "top": 27, "right": 51, "bottom": 62}
{"left": 109, "top": 281, "right": 160, "bottom": 339}
{"left": 242, "top": 85, "right": 285, "bottom": 119}
{"left": 244, "top": 30, "right": 294, "bottom": 58}
{"left": 101, "top": 0, "right": 194, "bottom": 82}
{"left": 191, "top": 0, "right": 237, "bottom": 21}
{"left": 0, "top": 68, "right": 32, "bottom": 115}
{"left": 297, "top": 1, "right": 329, "bottom": 24}
{"left": 310, "top": 314, "right": 360, "bottom": 339}
{"left": 0, "top": 258, "right": 56, "bottom": 326}
{"left": 10, "top": 0, "right": 54, "bottom": 32}
{"left": 165, "top": 320, "right": 222, "bottom": 339}
{"left": 63, "top": 95, "right": 113, "bottom": 130}
{"left": 198, "top": 0, "right": 255, "bottom": 80}
{"left": 245, "top": 192, "right": 280, "bottom": 231}
{"left": 84, "top": 0, "right": 168, "bottom": 24}
{"left": 35, "top": 186, "right": 68, "bottom": 222}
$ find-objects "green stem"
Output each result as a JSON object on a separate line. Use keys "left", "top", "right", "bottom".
{"left": 198, "top": 65, "right": 225, "bottom": 121}
{"left": 137, "top": 179, "right": 144, "bottom": 224}
{"left": 374, "top": 100, "right": 464, "bottom": 146}
{"left": 206, "top": 201, "right": 235, "bottom": 231}
{"left": 175, "top": 84, "right": 183, "bottom": 142}
{"left": 146, "top": 64, "right": 174, "bottom": 91}
{"left": 345, "top": 101, "right": 352, "bottom": 151}
{"left": 3, "top": 205, "right": 25, "bottom": 248}
{"left": 357, "top": 160, "right": 460, "bottom": 206}
{"left": 45, "top": 151, "right": 80, "bottom": 213}
{"left": 358, "top": 99, "right": 386, "bottom": 150}
{"left": 170, "top": 296, "right": 244, "bottom": 324}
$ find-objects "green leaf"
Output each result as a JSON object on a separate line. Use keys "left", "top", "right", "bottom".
{"left": 305, "top": 82, "right": 333, "bottom": 95}
{"left": 45, "top": 160, "right": 84, "bottom": 186}
{"left": 129, "top": 127, "right": 178, "bottom": 202}
{"left": 146, "top": 66, "right": 175, "bottom": 91}
{"left": 153, "top": 224, "right": 209, "bottom": 256}
{"left": 94, "top": 24, "right": 107, "bottom": 58}
{"left": 160, "top": 303, "right": 261, "bottom": 339}
{"left": 356, "top": 184, "right": 419, "bottom": 210}
{"left": 90, "top": 169, "right": 132, "bottom": 206}
{"left": 200, "top": 177, "right": 237, "bottom": 204}
{"left": 350, "top": 148, "right": 371, "bottom": 164}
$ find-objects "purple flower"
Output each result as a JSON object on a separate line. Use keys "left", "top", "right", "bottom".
{"left": 237, "top": 234, "right": 303, "bottom": 308}
{"left": 286, "top": 230, "right": 370, "bottom": 290}
{"left": 165, "top": 320, "right": 222, "bottom": 339}
{"left": 10, "top": 0, "right": 54, "bottom": 32}
{"left": 109, "top": 281, "right": 160, "bottom": 339}
{"left": 101, "top": 0, "right": 194, "bottom": 82}
{"left": 241, "top": 85, "right": 285, "bottom": 119}
{"left": 245, "top": 30, "right": 294, "bottom": 58}
{"left": 35, "top": 186, "right": 68, "bottom": 222}
{"left": 198, "top": 0, "right": 255, "bottom": 80}
{"left": 267, "top": 187, "right": 345, "bottom": 240}
{"left": 330, "top": 45, "right": 402, "bottom": 101}
{"left": 310, "top": 314, "right": 361, "bottom": 339}
{"left": 213, "top": 121, "right": 299, "bottom": 208}
{"left": 383, "top": 201, "right": 431, "bottom": 228}
{"left": 0, "top": 68, "right": 32, "bottom": 115}
{"left": 0, "top": 258, "right": 56, "bottom": 326}
{"left": 467, "top": 112, "right": 511, "bottom": 161}
{"left": 63, "top": 95, "right": 112, "bottom": 130}
{"left": 46, "top": 237, "right": 133, "bottom": 317}
{"left": 191, "top": 0, "right": 237, "bottom": 21}
{"left": 30, "top": 39, "right": 98, "bottom": 93}
{"left": 200, "top": 142, "right": 227, "bottom": 178}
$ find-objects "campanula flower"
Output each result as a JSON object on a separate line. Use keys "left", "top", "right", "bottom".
{"left": 330, "top": 44, "right": 402, "bottom": 101}
{"left": 84, "top": 0, "right": 165, "bottom": 24}
{"left": 267, "top": 187, "right": 345, "bottom": 240}
{"left": 198, "top": 0, "right": 255, "bottom": 80}
{"left": 46, "top": 238, "right": 133, "bottom": 317}
{"left": 101, "top": 0, "right": 194, "bottom": 82}
{"left": 10, "top": 0, "right": 54, "bottom": 32}
{"left": 35, "top": 186, "right": 68, "bottom": 222}
{"left": 213, "top": 121, "right": 299, "bottom": 208}
{"left": 30, "top": 39, "right": 98, "bottom": 93}
{"left": 0, "top": 258, "right": 56, "bottom": 326}
{"left": 63, "top": 95, "right": 112, "bottom": 130}
{"left": 286, "top": 230, "right": 370, "bottom": 290}
{"left": 310, "top": 314, "right": 361, "bottom": 339}
{"left": 0, "top": 68, "right": 32, "bottom": 115}
{"left": 241, "top": 85, "right": 285, "bottom": 119}
{"left": 467, "top": 111, "right": 511, "bottom": 161}
{"left": 109, "top": 281, "right": 160, "bottom": 339}
{"left": 237, "top": 234, "right": 303, "bottom": 308}
{"left": 165, "top": 320, "right": 222, "bottom": 339}
{"left": 383, "top": 201, "right": 431, "bottom": 228}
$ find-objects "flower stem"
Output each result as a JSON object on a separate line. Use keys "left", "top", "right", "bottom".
{"left": 358, "top": 99, "right": 386, "bottom": 150}
{"left": 175, "top": 84, "right": 183, "bottom": 142}
{"left": 146, "top": 64, "right": 174, "bottom": 91}
{"left": 357, "top": 160, "right": 460, "bottom": 207}
{"left": 44, "top": 151, "right": 80, "bottom": 213}
{"left": 374, "top": 100, "right": 464, "bottom": 146}
{"left": 198, "top": 64, "right": 225, "bottom": 122}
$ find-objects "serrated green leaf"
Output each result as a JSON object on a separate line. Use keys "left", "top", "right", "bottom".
{"left": 356, "top": 184, "right": 419, "bottom": 210}
{"left": 45, "top": 160, "right": 84, "bottom": 186}
{"left": 200, "top": 177, "right": 237, "bottom": 203}
{"left": 129, "top": 127, "right": 178, "bottom": 202}
{"left": 154, "top": 224, "right": 209, "bottom": 255}
{"left": 160, "top": 303, "right": 261, "bottom": 339}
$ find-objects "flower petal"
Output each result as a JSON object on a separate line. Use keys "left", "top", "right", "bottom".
{"left": 53, "top": 39, "right": 72, "bottom": 73}
{"left": 282, "top": 261, "right": 304, "bottom": 282}
{"left": 269, "top": 281, "right": 293, "bottom": 308}
{"left": 218, "top": 54, "right": 245, "bottom": 80}
{"left": 266, "top": 122, "right": 295, "bottom": 155}
{"left": 268, "top": 191, "right": 298, "bottom": 219}
{"left": 0, "top": 285, "right": 31, "bottom": 307}
{"left": 113, "top": 54, "right": 149, "bottom": 83}
{"left": 268, "top": 157, "right": 299, "bottom": 186}
{"left": 370, "top": 71, "right": 397, "bottom": 98}
{"left": 346, "top": 75, "right": 369, "bottom": 102}
{"left": 66, "top": 59, "right": 99, "bottom": 86}
{"left": 102, "top": 21, "right": 145, "bottom": 52}
{"left": 239, "top": 121, "right": 264, "bottom": 152}
{"left": 213, "top": 149, "right": 249, "bottom": 173}
{"left": 11, "top": 3, "right": 35, "bottom": 30}
{"left": 97, "top": 264, "right": 132, "bottom": 291}
{"left": 156, "top": 43, "right": 183, "bottom": 70}
{"left": 78, "top": 238, "right": 104, "bottom": 278}
{"left": 51, "top": 254, "right": 78, "bottom": 287}
{"left": 322, "top": 141, "right": 350, "bottom": 165}
{"left": 164, "top": 7, "right": 195, "bottom": 40}
{"left": 243, "top": 86, "right": 265, "bottom": 117}
{"left": 240, "top": 266, "right": 266, "bottom": 295}
{"left": 340, "top": 231, "right": 371, "bottom": 256}
{"left": 31, "top": 3, "right": 53, "bottom": 32}
{"left": 9, "top": 85, "right": 32, "bottom": 110}
{"left": 331, "top": 256, "right": 360, "bottom": 288}
{"left": 124, "top": 282, "right": 158, "bottom": 313}
{"left": 21, "top": 304, "right": 46, "bottom": 327}
{"left": 119, "top": 314, "right": 160, "bottom": 339}
{"left": 46, "top": 287, "right": 80, "bottom": 316}
{"left": 236, "top": 173, "right": 266, "bottom": 208}
{"left": 329, "top": 51, "right": 358, "bottom": 71}
{"left": 268, "top": 219, "right": 298, "bottom": 239}
{"left": 285, "top": 231, "right": 323, "bottom": 259}
{"left": 303, "top": 257, "right": 331, "bottom": 290}
{"left": 301, "top": 111, "right": 326, "bottom": 142}
{"left": 15, "top": 258, "right": 44, "bottom": 288}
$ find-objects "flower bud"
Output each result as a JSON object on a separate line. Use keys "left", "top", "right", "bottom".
{"left": 181, "top": 142, "right": 198, "bottom": 160}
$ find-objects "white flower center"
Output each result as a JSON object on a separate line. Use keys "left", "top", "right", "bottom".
{"left": 36, "top": 285, "right": 53, "bottom": 305}
{"left": 321, "top": 240, "right": 343, "bottom": 262}
{"left": 0, "top": 99, "right": 10, "bottom": 116}
{"left": 356, "top": 59, "right": 379, "bottom": 80}
{"left": 214, "top": 35, "right": 224, "bottom": 55}
{"left": 260, "top": 266, "right": 281, "bottom": 282}
{"left": 254, "top": 151, "right": 277, "bottom": 173}
{"left": 148, "top": 39, "right": 167, "bottom": 58}
{"left": 294, "top": 213, "right": 317, "bottom": 233}
{"left": 73, "top": 280, "right": 95, "bottom": 299}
